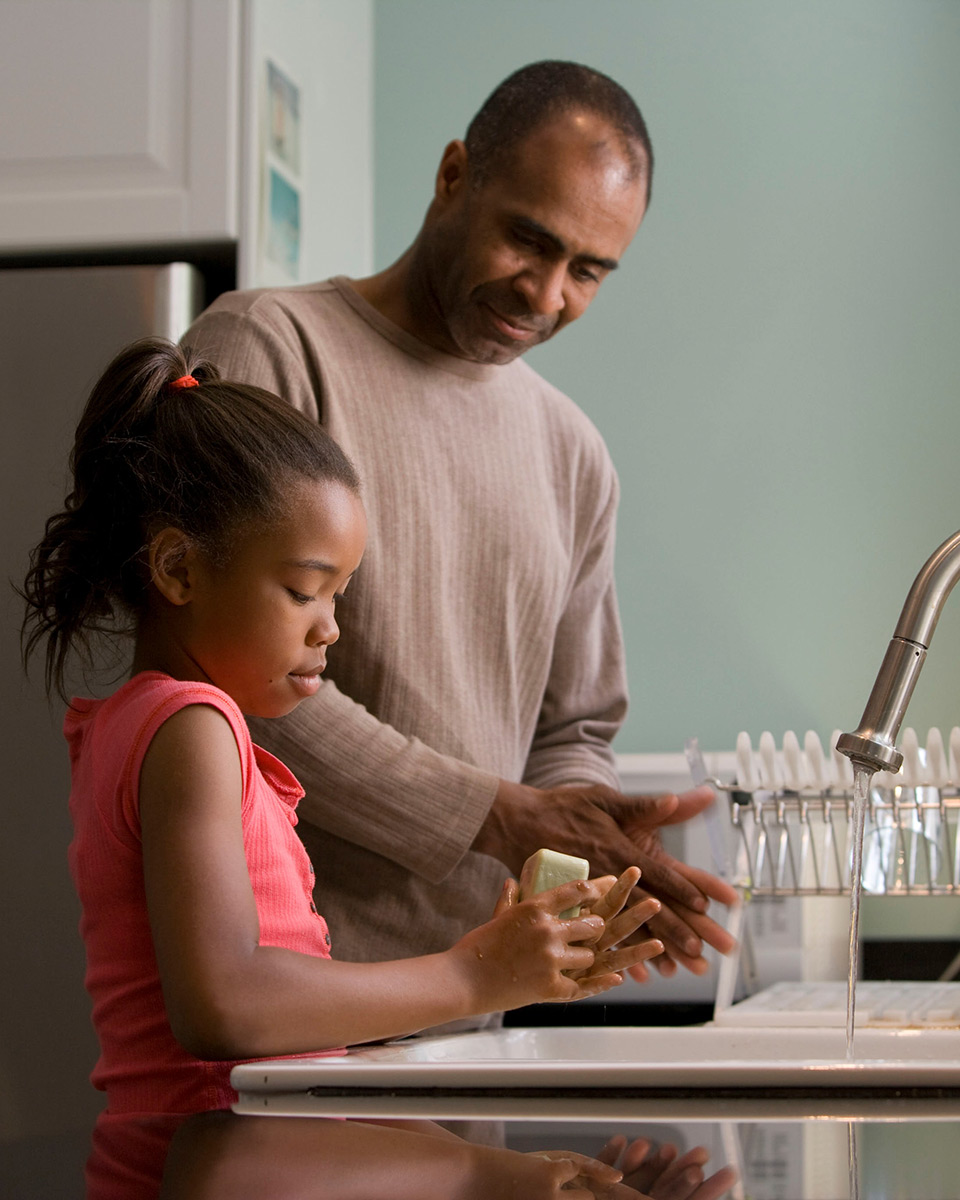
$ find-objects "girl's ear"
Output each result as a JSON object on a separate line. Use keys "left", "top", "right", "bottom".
{"left": 148, "top": 527, "right": 198, "bottom": 606}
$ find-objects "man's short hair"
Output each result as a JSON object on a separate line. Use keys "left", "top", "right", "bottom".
{"left": 464, "top": 60, "right": 653, "bottom": 201}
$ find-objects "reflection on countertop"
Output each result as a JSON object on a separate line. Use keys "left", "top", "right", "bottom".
{"left": 6, "top": 1098, "right": 960, "bottom": 1199}
{"left": 87, "top": 1109, "right": 738, "bottom": 1199}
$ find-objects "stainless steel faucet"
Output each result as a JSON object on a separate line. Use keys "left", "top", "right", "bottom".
{"left": 837, "top": 529, "right": 960, "bottom": 774}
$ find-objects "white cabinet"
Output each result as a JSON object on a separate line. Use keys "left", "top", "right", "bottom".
{"left": 0, "top": 0, "right": 241, "bottom": 250}
{"left": 0, "top": 0, "right": 374, "bottom": 285}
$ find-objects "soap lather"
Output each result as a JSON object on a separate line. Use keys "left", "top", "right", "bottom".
{"left": 518, "top": 848, "right": 590, "bottom": 918}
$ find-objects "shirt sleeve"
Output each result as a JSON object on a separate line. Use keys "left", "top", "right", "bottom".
{"left": 247, "top": 686, "right": 498, "bottom": 883}
{"left": 521, "top": 458, "right": 627, "bottom": 792}
{"left": 181, "top": 303, "right": 500, "bottom": 883}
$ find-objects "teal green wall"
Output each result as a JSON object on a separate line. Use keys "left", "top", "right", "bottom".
{"left": 373, "top": 1, "right": 960, "bottom": 754}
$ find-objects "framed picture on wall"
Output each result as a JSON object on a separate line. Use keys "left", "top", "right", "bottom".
{"left": 267, "top": 59, "right": 301, "bottom": 174}
{"left": 259, "top": 58, "right": 302, "bottom": 284}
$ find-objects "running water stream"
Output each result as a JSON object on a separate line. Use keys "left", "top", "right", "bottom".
{"left": 847, "top": 1120, "right": 860, "bottom": 1200}
{"left": 845, "top": 765, "right": 876, "bottom": 1059}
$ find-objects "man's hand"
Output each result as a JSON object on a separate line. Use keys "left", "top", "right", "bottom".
{"left": 596, "top": 1134, "right": 739, "bottom": 1199}
{"left": 473, "top": 780, "right": 738, "bottom": 979}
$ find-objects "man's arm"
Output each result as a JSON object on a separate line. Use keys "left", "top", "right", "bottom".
{"left": 248, "top": 679, "right": 498, "bottom": 883}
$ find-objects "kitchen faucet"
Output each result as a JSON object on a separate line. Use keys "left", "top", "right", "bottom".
{"left": 837, "top": 529, "right": 960, "bottom": 774}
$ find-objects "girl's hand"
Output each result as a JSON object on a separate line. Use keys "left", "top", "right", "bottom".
{"left": 524, "top": 1149, "right": 624, "bottom": 1197}
{"left": 571, "top": 867, "right": 665, "bottom": 983}
{"left": 452, "top": 875, "right": 664, "bottom": 1013}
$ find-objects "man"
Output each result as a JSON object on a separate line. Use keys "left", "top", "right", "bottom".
{"left": 184, "top": 61, "right": 736, "bottom": 991}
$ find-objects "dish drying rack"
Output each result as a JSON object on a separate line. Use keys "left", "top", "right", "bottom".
{"left": 687, "top": 729, "right": 960, "bottom": 1024}
{"left": 710, "top": 727, "right": 960, "bottom": 897}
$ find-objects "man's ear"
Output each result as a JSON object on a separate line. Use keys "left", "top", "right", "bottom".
{"left": 435, "top": 139, "right": 469, "bottom": 204}
{"left": 148, "top": 527, "right": 198, "bottom": 606}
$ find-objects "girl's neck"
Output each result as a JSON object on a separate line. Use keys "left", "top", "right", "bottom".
{"left": 130, "top": 623, "right": 211, "bottom": 688}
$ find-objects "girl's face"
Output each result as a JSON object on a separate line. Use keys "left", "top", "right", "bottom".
{"left": 176, "top": 478, "right": 366, "bottom": 718}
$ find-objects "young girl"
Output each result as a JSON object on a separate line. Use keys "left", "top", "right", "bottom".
{"left": 21, "top": 337, "right": 663, "bottom": 1115}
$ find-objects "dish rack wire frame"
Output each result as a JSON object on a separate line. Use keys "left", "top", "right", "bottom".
{"left": 705, "top": 757, "right": 960, "bottom": 1020}
{"left": 724, "top": 782, "right": 960, "bottom": 899}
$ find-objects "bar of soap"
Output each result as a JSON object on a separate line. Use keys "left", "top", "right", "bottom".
{"left": 518, "top": 848, "right": 590, "bottom": 918}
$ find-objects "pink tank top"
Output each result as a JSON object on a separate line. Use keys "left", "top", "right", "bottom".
{"left": 65, "top": 672, "right": 344, "bottom": 1113}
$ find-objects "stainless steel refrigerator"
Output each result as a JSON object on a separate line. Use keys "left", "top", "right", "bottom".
{"left": 0, "top": 263, "right": 204, "bottom": 1144}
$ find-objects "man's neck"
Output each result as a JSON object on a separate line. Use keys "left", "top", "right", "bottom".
{"left": 350, "top": 244, "right": 461, "bottom": 359}
{"left": 350, "top": 252, "right": 417, "bottom": 336}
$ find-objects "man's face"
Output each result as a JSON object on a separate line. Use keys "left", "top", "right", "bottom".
{"left": 423, "top": 112, "right": 648, "bottom": 365}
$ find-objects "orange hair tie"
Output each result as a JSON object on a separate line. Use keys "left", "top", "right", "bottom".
{"left": 169, "top": 374, "right": 199, "bottom": 390}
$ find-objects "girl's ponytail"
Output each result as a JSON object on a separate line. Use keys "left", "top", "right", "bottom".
{"left": 20, "top": 339, "right": 221, "bottom": 699}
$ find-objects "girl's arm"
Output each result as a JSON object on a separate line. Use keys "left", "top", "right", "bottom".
{"left": 140, "top": 705, "right": 662, "bottom": 1060}
{"left": 162, "top": 1111, "right": 627, "bottom": 1199}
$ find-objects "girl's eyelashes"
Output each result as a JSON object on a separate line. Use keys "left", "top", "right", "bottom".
{"left": 287, "top": 588, "right": 347, "bottom": 605}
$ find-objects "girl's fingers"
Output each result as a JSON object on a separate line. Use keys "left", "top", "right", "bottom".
{"left": 596, "top": 896, "right": 661, "bottom": 950}
{"left": 527, "top": 1149, "right": 623, "bottom": 1186}
{"left": 597, "top": 938, "right": 665, "bottom": 975}
{"left": 561, "top": 913, "right": 605, "bottom": 944}
{"left": 570, "top": 971, "right": 625, "bottom": 1000}
{"left": 530, "top": 876, "right": 615, "bottom": 918}
{"left": 522, "top": 1152, "right": 604, "bottom": 1198}
{"left": 568, "top": 935, "right": 664, "bottom": 983}
{"left": 492, "top": 877, "right": 519, "bottom": 917}
{"left": 583, "top": 866, "right": 641, "bottom": 921}
{"left": 560, "top": 944, "right": 600, "bottom": 973}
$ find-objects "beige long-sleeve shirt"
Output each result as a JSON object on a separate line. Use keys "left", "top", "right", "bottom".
{"left": 183, "top": 277, "right": 627, "bottom": 964}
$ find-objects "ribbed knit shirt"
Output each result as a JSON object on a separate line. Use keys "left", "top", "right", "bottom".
{"left": 183, "top": 278, "right": 627, "bottom": 967}
{"left": 65, "top": 672, "right": 342, "bottom": 1114}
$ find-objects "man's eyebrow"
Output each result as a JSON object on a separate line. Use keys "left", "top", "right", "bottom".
{"left": 513, "top": 216, "right": 620, "bottom": 272}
